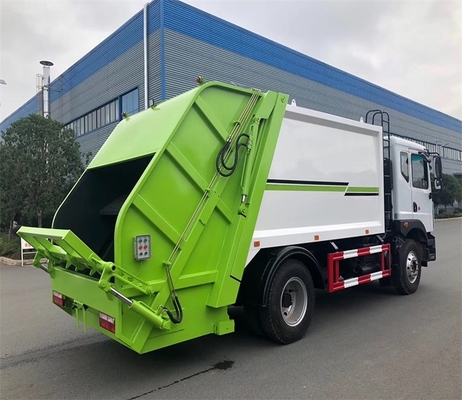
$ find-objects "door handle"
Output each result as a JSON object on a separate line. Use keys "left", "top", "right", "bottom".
{"left": 413, "top": 202, "right": 418, "bottom": 212}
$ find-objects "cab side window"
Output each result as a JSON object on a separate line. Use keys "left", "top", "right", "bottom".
{"left": 400, "top": 152, "right": 409, "bottom": 182}
{"left": 411, "top": 154, "right": 428, "bottom": 189}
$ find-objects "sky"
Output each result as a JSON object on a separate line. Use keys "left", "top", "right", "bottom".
{"left": 0, "top": 0, "right": 461, "bottom": 123}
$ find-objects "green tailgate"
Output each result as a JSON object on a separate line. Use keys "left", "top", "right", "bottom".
{"left": 18, "top": 81, "right": 288, "bottom": 353}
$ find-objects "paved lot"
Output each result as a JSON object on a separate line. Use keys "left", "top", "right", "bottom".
{"left": 0, "top": 219, "right": 461, "bottom": 399}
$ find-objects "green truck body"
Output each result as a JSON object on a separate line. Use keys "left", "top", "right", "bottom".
{"left": 18, "top": 82, "right": 288, "bottom": 353}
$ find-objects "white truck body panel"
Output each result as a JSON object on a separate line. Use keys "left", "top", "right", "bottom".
{"left": 251, "top": 105, "right": 384, "bottom": 255}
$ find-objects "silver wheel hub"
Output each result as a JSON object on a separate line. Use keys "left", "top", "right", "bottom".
{"left": 280, "top": 277, "right": 307, "bottom": 327}
{"left": 406, "top": 250, "right": 420, "bottom": 284}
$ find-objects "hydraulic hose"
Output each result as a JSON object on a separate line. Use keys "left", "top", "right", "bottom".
{"left": 215, "top": 133, "right": 249, "bottom": 177}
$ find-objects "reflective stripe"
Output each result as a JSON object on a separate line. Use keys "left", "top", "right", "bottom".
{"left": 370, "top": 271, "right": 384, "bottom": 281}
{"left": 343, "top": 278, "right": 359, "bottom": 288}
{"left": 342, "top": 249, "right": 358, "bottom": 259}
{"left": 369, "top": 245, "right": 384, "bottom": 254}
{"left": 327, "top": 243, "right": 391, "bottom": 293}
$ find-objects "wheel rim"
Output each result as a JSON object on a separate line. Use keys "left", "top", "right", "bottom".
{"left": 406, "top": 250, "right": 420, "bottom": 284}
{"left": 280, "top": 277, "right": 308, "bottom": 327}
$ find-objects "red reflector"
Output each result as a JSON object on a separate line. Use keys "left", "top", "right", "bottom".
{"left": 99, "top": 312, "right": 116, "bottom": 334}
{"left": 52, "top": 291, "right": 65, "bottom": 307}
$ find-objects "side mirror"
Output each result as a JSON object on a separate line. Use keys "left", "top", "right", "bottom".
{"left": 432, "top": 156, "right": 442, "bottom": 192}
{"left": 434, "top": 156, "right": 442, "bottom": 179}
{"left": 434, "top": 178, "right": 442, "bottom": 191}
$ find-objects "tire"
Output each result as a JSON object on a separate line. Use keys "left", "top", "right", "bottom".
{"left": 260, "top": 259, "right": 315, "bottom": 344}
{"left": 392, "top": 239, "right": 422, "bottom": 295}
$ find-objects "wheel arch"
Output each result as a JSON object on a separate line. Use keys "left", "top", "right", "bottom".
{"left": 240, "top": 246, "right": 323, "bottom": 308}
{"left": 393, "top": 219, "right": 431, "bottom": 263}
{"left": 393, "top": 219, "right": 428, "bottom": 245}
{"left": 407, "top": 228, "right": 427, "bottom": 246}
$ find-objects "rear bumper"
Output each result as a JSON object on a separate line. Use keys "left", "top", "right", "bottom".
{"left": 50, "top": 266, "right": 233, "bottom": 354}
{"left": 53, "top": 268, "right": 117, "bottom": 315}
{"left": 51, "top": 268, "right": 126, "bottom": 343}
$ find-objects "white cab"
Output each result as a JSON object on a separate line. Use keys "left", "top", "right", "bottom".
{"left": 389, "top": 136, "right": 433, "bottom": 232}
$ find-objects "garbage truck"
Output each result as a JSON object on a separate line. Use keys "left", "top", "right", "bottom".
{"left": 18, "top": 81, "right": 443, "bottom": 354}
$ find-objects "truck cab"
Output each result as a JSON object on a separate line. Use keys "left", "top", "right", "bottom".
{"left": 390, "top": 136, "right": 434, "bottom": 232}
{"left": 387, "top": 135, "right": 442, "bottom": 266}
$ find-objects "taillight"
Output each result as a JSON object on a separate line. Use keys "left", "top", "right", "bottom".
{"left": 52, "top": 291, "right": 65, "bottom": 307}
{"left": 99, "top": 312, "right": 116, "bottom": 333}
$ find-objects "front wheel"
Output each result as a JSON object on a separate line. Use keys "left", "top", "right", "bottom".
{"left": 260, "top": 259, "right": 315, "bottom": 344}
{"left": 392, "top": 239, "right": 422, "bottom": 295}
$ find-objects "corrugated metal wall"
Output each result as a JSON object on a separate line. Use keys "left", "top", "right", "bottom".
{"left": 52, "top": 40, "right": 145, "bottom": 125}
{"left": 148, "top": 31, "right": 162, "bottom": 106}
{"left": 74, "top": 26, "right": 162, "bottom": 157}
{"left": 164, "top": 29, "right": 459, "bottom": 146}
{"left": 49, "top": 2, "right": 161, "bottom": 158}
{"left": 148, "top": 0, "right": 163, "bottom": 106}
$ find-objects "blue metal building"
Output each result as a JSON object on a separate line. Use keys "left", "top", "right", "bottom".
{"left": 1, "top": 0, "right": 461, "bottom": 173}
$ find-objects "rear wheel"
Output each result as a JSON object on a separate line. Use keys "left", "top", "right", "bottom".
{"left": 260, "top": 259, "right": 315, "bottom": 344}
{"left": 392, "top": 239, "right": 422, "bottom": 295}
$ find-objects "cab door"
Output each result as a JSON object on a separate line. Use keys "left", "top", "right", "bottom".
{"left": 394, "top": 150, "right": 413, "bottom": 221}
{"left": 410, "top": 153, "right": 433, "bottom": 232}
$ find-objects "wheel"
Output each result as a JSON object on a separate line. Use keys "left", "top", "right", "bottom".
{"left": 260, "top": 259, "right": 315, "bottom": 344}
{"left": 392, "top": 239, "right": 422, "bottom": 295}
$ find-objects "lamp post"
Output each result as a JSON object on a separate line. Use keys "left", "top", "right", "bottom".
{"left": 39, "top": 61, "right": 53, "bottom": 118}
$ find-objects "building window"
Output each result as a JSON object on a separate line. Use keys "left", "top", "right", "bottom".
{"left": 109, "top": 101, "right": 117, "bottom": 123}
{"left": 442, "top": 147, "right": 462, "bottom": 161}
{"left": 91, "top": 111, "right": 97, "bottom": 131}
{"left": 96, "top": 108, "right": 102, "bottom": 129}
{"left": 411, "top": 154, "right": 428, "bottom": 189}
{"left": 84, "top": 114, "right": 90, "bottom": 133}
{"left": 104, "top": 103, "right": 110, "bottom": 125}
{"left": 65, "top": 98, "right": 118, "bottom": 137}
{"left": 121, "top": 88, "right": 139, "bottom": 116}
{"left": 64, "top": 87, "right": 142, "bottom": 137}
{"left": 75, "top": 118, "right": 81, "bottom": 136}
